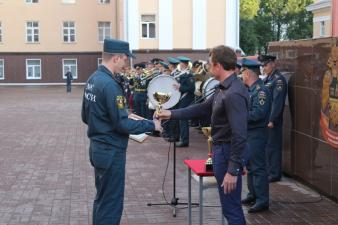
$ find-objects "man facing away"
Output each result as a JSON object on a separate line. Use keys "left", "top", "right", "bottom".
{"left": 157, "top": 45, "right": 248, "bottom": 225}
{"left": 81, "top": 38, "right": 162, "bottom": 225}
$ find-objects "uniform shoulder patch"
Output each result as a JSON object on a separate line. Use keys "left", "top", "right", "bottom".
{"left": 276, "top": 79, "right": 284, "bottom": 91}
{"left": 258, "top": 91, "right": 266, "bottom": 106}
{"left": 116, "top": 95, "right": 126, "bottom": 109}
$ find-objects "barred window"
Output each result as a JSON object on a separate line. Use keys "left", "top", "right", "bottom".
{"left": 63, "top": 21, "right": 76, "bottom": 43}
{"left": 26, "top": 59, "right": 41, "bottom": 79}
{"left": 98, "top": 22, "right": 111, "bottom": 42}
{"left": 26, "top": 21, "right": 39, "bottom": 43}
{"left": 141, "top": 15, "right": 156, "bottom": 39}
{"left": 0, "top": 60, "right": 4, "bottom": 80}
{"left": 62, "top": 59, "right": 77, "bottom": 79}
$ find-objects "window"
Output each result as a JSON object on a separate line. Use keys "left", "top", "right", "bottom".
{"left": 320, "top": 21, "right": 325, "bottom": 37}
{"left": 99, "top": 0, "right": 110, "bottom": 3}
{"left": 26, "top": 0, "right": 38, "bottom": 3}
{"left": 98, "top": 58, "right": 102, "bottom": 67}
{"left": 63, "top": 21, "right": 75, "bottom": 43}
{"left": 62, "top": 59, "right": 77, "bottom": 79}
{"left": 98, "top": 22, "right": 111, "bottom": 42}
{"left": 141, "top": 15, "right": 156, "bottom": 39}
{"left": 0, "top": 60, "right": 4, "bottom": 80}
{"left": 26, "top": 59, "right": 41, "bottom": 79}
{"left": 26, "top": 21, "right": 39, "bottom": 43}
{"left": 62, "top": 0, "right": 76, "bottom": 3}
{"left": 0, "top": 22, "right": 2, "bottom": 43}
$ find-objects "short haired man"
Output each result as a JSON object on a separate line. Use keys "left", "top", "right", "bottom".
{"left": 157, "top": 46, "right": 248, "bottom": 224}
{"left": 258, "top": 55, "right": 287, "bottom": 183}
{"left": 241, "top": 58, "right": 271, "bottom": 213}
{"left": 81, "top": 38, "right": 162, "bottom": 225}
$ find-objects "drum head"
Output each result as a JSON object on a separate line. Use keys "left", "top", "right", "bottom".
{"left": 202, "top": 78, "right": 219, "bottom": 99}
{"left": 147, "top": 75, "right": 181, "bottom": 109}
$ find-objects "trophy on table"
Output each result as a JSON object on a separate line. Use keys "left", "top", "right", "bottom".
{"left": 153, "top": 91, "right": 171, "bottom": 116}
{"left": 202, "top": 127, "right": 213, "bottom": 171}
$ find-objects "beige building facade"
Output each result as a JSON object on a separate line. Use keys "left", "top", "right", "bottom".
{"left": 306, "top": 0, "right": 338, "bottom": 38}
{"left": 0, "top": 0, "right": 239, "bottom": 84}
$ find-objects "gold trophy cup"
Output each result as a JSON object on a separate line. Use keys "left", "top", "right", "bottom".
{"left": 153, "top": 92, "right": 171, "bottom": 115}
{"left": 202, "top": 127, "right": 213, "bottom": 171}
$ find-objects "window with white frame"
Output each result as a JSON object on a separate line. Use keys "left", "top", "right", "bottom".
{"left": 141, "top": 15, "right": 156, "bottom": 38}
{"left": 99, "top": 0, "right": 110, "bottom": 3}
{"left": 26, "top": 59, "right": 41, "bottom": 79}
{"left": 62, "top": 59, "right": 77, "bottom": 79}
{"left": 62, "top": 0, "right": 76, "bottom": 3}
{"left": 98, "top": 22, "right": 111, "bottom": 42}
{"left": 0, "top": 60, "right": 4, "bottom": 80}
{"left": 320, "top": 21, "right": 325, "bottom": 37}
{"left": 26, "top": 0, "right": 38, "bottom": 3}
{"left": 98, "top": 58, "right": 102, "bottom": 67}
{"left": 26, "top": 21, "right": 39, "bottom": 43}
{"left": 63, "top": 21, "right": 76, "bottom": 43}
{"left": 0, "top": 22, "right": 2, "bottom": 43}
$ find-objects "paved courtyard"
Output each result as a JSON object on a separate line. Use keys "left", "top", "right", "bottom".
{"left": 0, "top": 86, "right": 338, "bottom": 225}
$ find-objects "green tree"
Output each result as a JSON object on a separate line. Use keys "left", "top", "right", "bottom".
{"left": 239, "top": 0, "right": 314, "bottom": 54}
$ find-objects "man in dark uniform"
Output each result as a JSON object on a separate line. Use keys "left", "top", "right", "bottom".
{"left": 157, "top": 45, "right": 248, "bottom": 224}
{"left": 167, "top": 57, "right": 180, "bottom": 77}
{"left": 132, "top": 62, "right": 148, "bottom": 118}
{"left": 174, "top": 56, "right": 195, "bottom": 147}
{"left": 241, "top": 58, "right": 272, "bottom": 213}
{"left": 81, "top": 38, "right": 162, "bottom": 225}
{"left": 65, "top": 69, "right": 73, "bottom": 93}
{"left": 258, "top": 54, "right": 287, "bottom": 182}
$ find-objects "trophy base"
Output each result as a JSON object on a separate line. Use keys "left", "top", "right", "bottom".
{"left": 205, "top": 163, "right": 213, "bottom": 172}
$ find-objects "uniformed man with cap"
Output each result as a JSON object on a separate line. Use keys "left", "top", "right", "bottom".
{"left": 159, "top": 61, "right": 171, "bottom": 75}
{"left": 156, "top": 45, "right": 248, "bottom": 224}
{"left": 81, "top": 38, "right": 162, "bottom": 225}
{"left": 133, "top": 62, "right": 148, "bottom": 118}
{"left": 241, "top": 58, "right": 272, "bottom": 213}
{"left": 258, "top": 54, "right": 287, "bottom": 183}
{"left": 167, "top": 57, "right": 180, "bottom": 77}
{"left": 174, "top": 56, "right": 195, "bottom": 147}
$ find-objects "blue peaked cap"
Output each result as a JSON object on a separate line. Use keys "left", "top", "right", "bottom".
{"left": 103, "top": 38, "right": 135, "bottom": 58}
{"left": 177, "top": 56, "right": 191, "bottom": 63}
{"left": 159, "top": 61, "right": 169, "bottom": 69}
{"left": 241, "top": 58, "right": 261, "bottom": 69}
{"left": 167, "top": 57, "right": 180, "bottom": 64}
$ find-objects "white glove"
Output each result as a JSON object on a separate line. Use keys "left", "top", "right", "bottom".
{"left": 153, "top": 119, "right": 163, "bottom": 133}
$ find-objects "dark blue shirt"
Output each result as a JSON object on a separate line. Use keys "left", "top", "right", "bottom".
{"left": 171, "top": 73, "right": 249, "bottom": 175}
{"left": 263, "top": 69, "right": 287, "bottom": 125}
{"left": 81, "top": 65, "right": 155, "bottom": 149}
{"left": 248, "top": 79, "right": 272, "bottom": 129}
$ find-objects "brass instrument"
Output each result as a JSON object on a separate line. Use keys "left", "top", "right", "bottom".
{"left": 194, "top": 61, "right": 209, "bottom": 96}
{"left": 140, "top": 68, "right": 160, "bottom": 81}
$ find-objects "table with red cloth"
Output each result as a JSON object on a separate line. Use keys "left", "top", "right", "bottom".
{"left": 183, "top": 159, "right": 224, "bottom": 225}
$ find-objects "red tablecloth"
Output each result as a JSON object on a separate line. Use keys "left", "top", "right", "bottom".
{"left": 183, "top": 159, "right": 214, "bottom": 177}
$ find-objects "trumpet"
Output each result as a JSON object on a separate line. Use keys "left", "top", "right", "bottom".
{"left": 140, "top": 68, "right": 160, "bottom": 81}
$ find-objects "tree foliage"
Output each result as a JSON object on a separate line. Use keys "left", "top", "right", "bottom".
{"left": 240, "top": 0, "right": 314, "bottom": 55}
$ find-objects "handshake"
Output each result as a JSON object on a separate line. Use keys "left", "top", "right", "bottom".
{"left": 152, "top": 109, "right": 172, "bottom": 133}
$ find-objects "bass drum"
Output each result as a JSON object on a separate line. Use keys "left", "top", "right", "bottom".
{"left": 147, "top": 75, "right": 181, "bottom": 109}
{"left": 202, "top": 78, "right": 219, "bottom": 99}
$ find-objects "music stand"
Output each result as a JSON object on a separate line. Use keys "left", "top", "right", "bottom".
{"left": 147, "top": 120, "right": 198, "bottom": 217}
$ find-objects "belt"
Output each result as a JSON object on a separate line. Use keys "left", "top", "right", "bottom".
{"left": 212, "top": 140, "right": 230, "bottom": 145}
{"left": 135, "top": 88, "right": 147, "bottom": 92}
